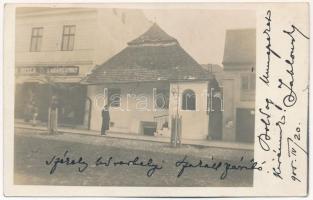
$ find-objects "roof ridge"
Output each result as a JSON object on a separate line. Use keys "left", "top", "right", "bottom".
{"left": 127, "top": 23, "right": 178, "bottom": 46}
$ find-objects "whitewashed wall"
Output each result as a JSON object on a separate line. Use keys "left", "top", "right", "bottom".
{"left": 169, "top": 81, "right": 209, "bottom": 140}
{"left": 87, "top": 82, "right": 169, "bottom": 134}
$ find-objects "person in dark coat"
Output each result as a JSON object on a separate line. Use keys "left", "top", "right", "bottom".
{"left": 101, "top": 105, "right": 110, "bottom": 135}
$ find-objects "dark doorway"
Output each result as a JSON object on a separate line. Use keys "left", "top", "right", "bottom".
{"left": 14, "top": 83, "right": 87, "bottom": 127}
{"left": 55, "top": 84, "right": 86, "bottom": 126}
{"left": 236, "top": 108, "right": 255, "bottom": 143}
{"left": 208, "top": 77, "right": 223, "bottom": 140}
{"left": 209, "top": 98, "right": 223, "bottom": 140}
{"left": 141, "top": 121, "right": 157, "bottom": 136}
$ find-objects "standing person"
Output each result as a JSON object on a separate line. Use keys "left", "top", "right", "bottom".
{"left": 31, "top": 102, "right": 39, "bottom": 126}
{"left": 101, "top": 105, "right": 110, "bottom": 135}
{"left": 24, "top": 101, "right": 33, "bottom": 122}
{"left": 48, "top": 96, "right": 58, "bottom": 135}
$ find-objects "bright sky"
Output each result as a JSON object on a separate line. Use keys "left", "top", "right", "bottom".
{"left": 143, "top": 9, "right": 255, "bottom": 66}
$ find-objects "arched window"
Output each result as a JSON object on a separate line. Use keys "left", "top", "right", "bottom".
{"left": 182, "top": 89, "right": 196, "bottom": 110}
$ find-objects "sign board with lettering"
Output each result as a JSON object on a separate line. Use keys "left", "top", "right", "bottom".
{"left": 16, "top": 66, "right": 79, "bottom": 76}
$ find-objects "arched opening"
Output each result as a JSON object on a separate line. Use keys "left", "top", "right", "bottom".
{"left": 181, "top": 89, "right": 196, "bottom": 111}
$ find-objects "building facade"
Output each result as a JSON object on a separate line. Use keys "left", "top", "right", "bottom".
{"left": 82, "top": 23, "right": 212, "bottom": 140}
{"left": 221, "top": 29, "right": 256, "bottom": 143}
{"left": 15, "top": 7, "right": 151, "bottom": 128}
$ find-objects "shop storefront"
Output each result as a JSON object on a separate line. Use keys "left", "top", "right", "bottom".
{"left": 15, "top": 66, "right": 89, "bottom": 128}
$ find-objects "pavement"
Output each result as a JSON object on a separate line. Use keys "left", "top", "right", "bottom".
{"left": 15, "top": 121, "right": 254, "bottom": 151}
{"left": 15, "top": 123, "right": 253, "bottom": 162}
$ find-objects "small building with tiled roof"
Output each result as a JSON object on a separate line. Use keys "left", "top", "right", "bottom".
{"left": 82, "top": 23, "right": 208, "bottom": 84}
{"left": 83, "top": 23, "right": 212, "bottom": 140}
{"left": 221, "top": 29, "right": 256, "bottom": 144}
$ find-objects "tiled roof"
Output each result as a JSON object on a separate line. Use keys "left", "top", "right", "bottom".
{"left": 82, "top": 24, "right": 208, "bottom": 84}
{"left": 222, "top": 29, "right": 256, "bottom": 70}
{"left": 127, "top": 23, "right": 178, "bottom": 46}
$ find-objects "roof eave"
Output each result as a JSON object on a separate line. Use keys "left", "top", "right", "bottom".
{"left": 81, "top": 77, "right": 210, "bottom": 85}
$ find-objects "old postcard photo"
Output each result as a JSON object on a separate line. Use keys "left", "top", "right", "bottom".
{"left": 3, "top": 1, "right": 310, "bottom": 197}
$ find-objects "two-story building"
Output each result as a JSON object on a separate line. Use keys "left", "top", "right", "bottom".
{"left": 14, "top": 7, "right": 150, "bottom": 128}
{"left": 221, "top": 29, "right": 256, "bottom": 143}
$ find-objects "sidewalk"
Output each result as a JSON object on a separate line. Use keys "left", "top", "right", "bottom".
{"left": 14, "top": 122, "right": 254, "bottom": 151}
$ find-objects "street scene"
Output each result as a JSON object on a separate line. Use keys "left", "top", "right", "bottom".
{"left": 14, "top": 7, "right": 256, "bottom": 187}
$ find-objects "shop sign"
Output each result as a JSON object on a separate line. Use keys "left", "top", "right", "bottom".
{"left": 16, "top": 66, "right": 79, "bottom": 76}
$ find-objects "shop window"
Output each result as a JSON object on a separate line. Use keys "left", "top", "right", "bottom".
{"left": 61, "top": 25, "right": 76, "bottom": 51}
{"left": 30, "top": 27, "right": 43, "bottom": 52}
{"left": 182, "top": 89, "right": 196, "bottom": 110}
{"left": 108, "top": 88, "right": 121, "bottom": 107}
{"left": 154, "top": 88, "right": 169, "bottom": 109}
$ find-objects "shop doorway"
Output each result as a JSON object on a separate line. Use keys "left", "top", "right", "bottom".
{"left": 14, "top": 83, "right": 87, "bottom": 127}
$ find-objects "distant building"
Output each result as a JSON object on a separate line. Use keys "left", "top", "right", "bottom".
{"left": 15, "top": 7, "right": 151, "bottom": 128}
{"left": 222, "top": 29, "right": 256, "bottom": 143}
{"left": 201, "top": 64, "right": 223, "bottom": 74}
{"left": 82, "top": 23, "right": 211, "bottom": 140}
{"left": 201, "top": 63, "right": 223, "bottom": 82}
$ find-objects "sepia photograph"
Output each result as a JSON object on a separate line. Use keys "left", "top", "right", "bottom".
{"left": 13, "top": 6, "right": 256, "bottom": 187}
{"left": 3, "top": 2, "right": 309, "bottom": 197}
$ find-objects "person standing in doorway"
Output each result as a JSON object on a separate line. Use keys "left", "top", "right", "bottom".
{"left": 101, "top": 105, "right": 110, "bottom": 136}
{"left": 48, "top": 96, "right": 58, "bottom": 135}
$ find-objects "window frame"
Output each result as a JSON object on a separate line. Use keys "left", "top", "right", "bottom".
{"left": 240, "top": 73, "right": 256, "bottom": 91}
{"left": 29, "top": 27, "right": 43, "bottom": 52}
{"left": 108, "top": 88, "right": 121, "bottom": 108}
{"left": 240, "top": 72, "right": 256, "bottom": 101}
{"left": 181, "top": 89, "right": 196, "bottom": 111}
{"left": 61, "top": 25, "right": 76, "bottom": 51}
{"left": 154, "top": 88, "right": 170, "bottom": 110}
